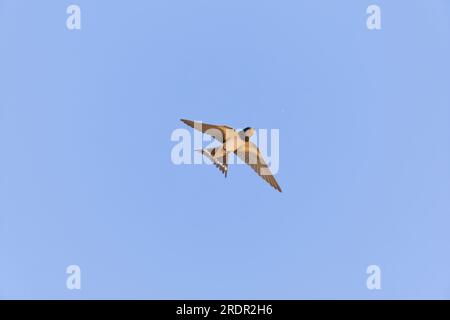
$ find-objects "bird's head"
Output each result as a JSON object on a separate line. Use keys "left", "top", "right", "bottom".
{"left": 242, "top": 127, "right": 255, "bottom": 138}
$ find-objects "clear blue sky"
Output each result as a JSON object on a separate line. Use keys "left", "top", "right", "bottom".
{"left": 1, "top": 0, "right": 450, "bottom": 299}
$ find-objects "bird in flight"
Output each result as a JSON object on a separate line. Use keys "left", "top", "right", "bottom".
{"left": 180, "top": 119, "right": 282, "bottom": 192}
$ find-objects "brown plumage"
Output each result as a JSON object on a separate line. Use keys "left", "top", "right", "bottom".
{"left": 181, "top": 119, "right": 282, "bottom": 192}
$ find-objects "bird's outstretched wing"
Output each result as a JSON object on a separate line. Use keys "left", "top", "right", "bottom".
{"left": 180, "top": 119, "right": 234, "bottom": 143}
{"left": 234, "top": 142, "right": 282, "bottom": 192}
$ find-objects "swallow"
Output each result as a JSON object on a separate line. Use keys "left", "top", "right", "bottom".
{"left": 180, "top": 119, "right": 282, "bottom": 192}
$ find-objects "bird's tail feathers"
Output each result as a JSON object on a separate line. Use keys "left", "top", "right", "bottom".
{"left": 197, "top": 148, "right": 228, "bottom": 177}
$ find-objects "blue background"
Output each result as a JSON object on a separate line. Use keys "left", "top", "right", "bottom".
{"left": 1, "top": 0, "right": 450, "bottom": 299}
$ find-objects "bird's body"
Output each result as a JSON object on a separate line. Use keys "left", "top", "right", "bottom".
{"left": 180, "top": 119, "right": 282, "bottom": 192}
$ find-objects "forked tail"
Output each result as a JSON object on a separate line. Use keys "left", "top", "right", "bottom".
{"left": 197, "top": 148, "right": 228, "bottom": 177}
